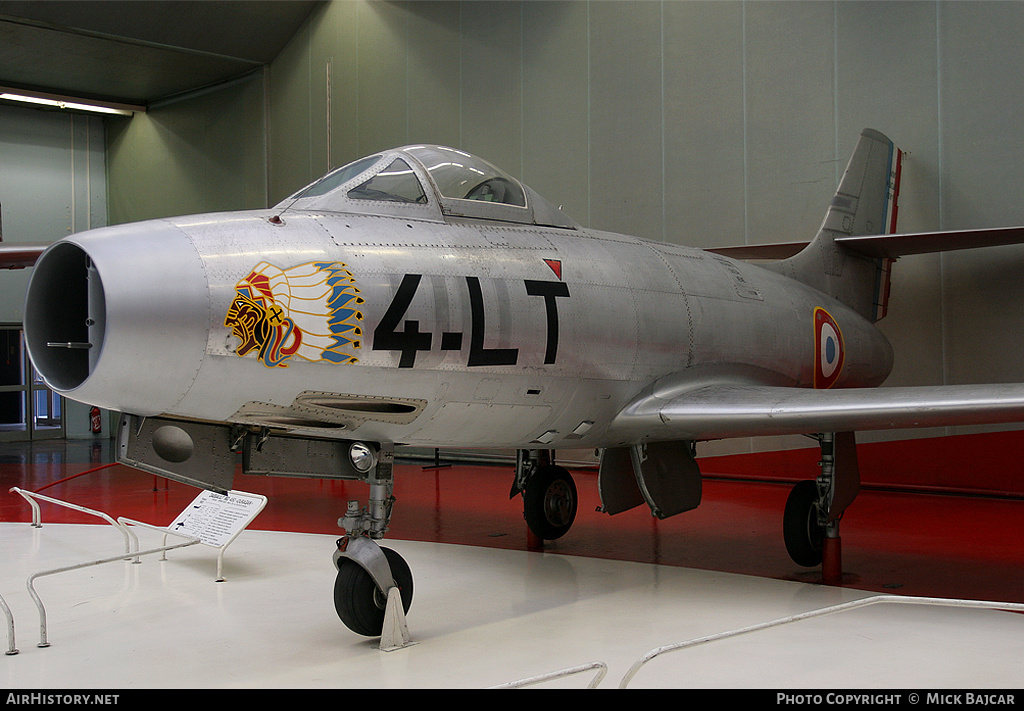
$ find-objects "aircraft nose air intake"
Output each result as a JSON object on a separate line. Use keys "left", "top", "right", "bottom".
{"left": 24, "top": 242, "right": 102, "bottom": 391}
{"left": 24, "top": 222, "right": 209, "bottom": 415}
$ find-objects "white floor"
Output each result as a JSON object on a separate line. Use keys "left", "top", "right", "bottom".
{"left": 1, "top": 522, "right": 1022, "bottom": 690}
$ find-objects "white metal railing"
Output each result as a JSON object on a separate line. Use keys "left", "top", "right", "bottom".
{"left": 6, "top": 487, "right": 203, "bottom": 648}
{"left": 5, "top": 486, "right": 133, "bottom": 654}
{"left": 489, "top": 661, "right": 608, "bottom": 689}
{"left": 618, "top": 593, "right": 1024, "bottom": 688}
{"left": 6, "top": 486, "right": 268, "bottom": 648}
{"left": 1, "top": 592, "right": 16, "bottom": 655}
{"left": 488, "top": 593, "right": 1024, "bottom": 689}
{"left": 10, "top": 487, "right": 131, "bottom": 552}
{"left": 26, "top": 532, "right": 200, "bottom": 648}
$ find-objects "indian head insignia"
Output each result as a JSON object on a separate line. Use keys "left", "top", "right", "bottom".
{"left": 224, "top": 261, "right": 364, "bottom": 367}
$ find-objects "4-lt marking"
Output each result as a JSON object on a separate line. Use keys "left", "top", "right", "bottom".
{"left": 373, "top": 274, "right": 570, "bottom": 368}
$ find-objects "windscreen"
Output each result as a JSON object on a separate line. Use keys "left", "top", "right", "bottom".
{"left": 404, "top": 146, "right": 526, "bottom": 207}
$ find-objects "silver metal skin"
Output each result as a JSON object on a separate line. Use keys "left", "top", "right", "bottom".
{"left": 24, "top": 134, "right": 1024, "bottom": 452}
{"left": 26, "top": 204, "right": 891, "bottom": 448}
{"left": 19, "top": 131, "right": 1024, "bottom": 623}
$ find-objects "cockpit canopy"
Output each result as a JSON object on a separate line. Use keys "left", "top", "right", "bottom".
{"left": 277, "top": 145, "right": 578, "bottom": 229}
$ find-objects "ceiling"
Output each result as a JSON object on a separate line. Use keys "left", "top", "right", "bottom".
{"left": 0, "top": 0, "right": 321, "bottom": 107}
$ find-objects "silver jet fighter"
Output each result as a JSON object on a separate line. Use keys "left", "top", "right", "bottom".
{"left": 17, "top": 132, "right": 1024, "bottom": 638}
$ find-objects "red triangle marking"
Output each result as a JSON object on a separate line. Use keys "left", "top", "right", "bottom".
{"left": 543, "top": 259, "right": 562, "bottom": 280}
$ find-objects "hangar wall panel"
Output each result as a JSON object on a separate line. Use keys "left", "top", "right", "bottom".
{"left": 938, "top": 2, "right": 1024, "bottom": 401}
{"left": 106, "top": 74, "right": 266, "bottom": 224}
{"left": 0, "top": 104, "right": 105, "bottom": 323}
{"left": 662, "top": 1, "right": 746, "bottom": 250}
{"left": 521, "top": 2, "right": 589, "bottom": 228}
{"left": 0, "top": 103, "right": 106, "bottom": 438}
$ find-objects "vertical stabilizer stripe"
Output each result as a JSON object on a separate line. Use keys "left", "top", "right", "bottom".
{"left": 888, "top": 148, "right": 903, "bottom": 234}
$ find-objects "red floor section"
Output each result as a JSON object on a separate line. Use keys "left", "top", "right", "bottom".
{"left": 3, "top": 439, "right": 1024, "bottom": 605}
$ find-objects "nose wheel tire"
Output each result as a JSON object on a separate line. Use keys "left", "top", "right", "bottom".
{"left": 523, "top": 464, "right": 578, "bottom": 540}
{"left": 783, "top": 479, "right": 825, "bottom": 567}
{"left": 334, "top": 547, "right": 414, "bottom": 637}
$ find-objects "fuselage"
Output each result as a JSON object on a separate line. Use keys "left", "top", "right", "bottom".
{"left": 24, "top": 206, "right": 893, "bottom": 450}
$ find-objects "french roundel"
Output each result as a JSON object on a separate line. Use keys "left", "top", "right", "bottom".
{"left": 814, "top": 307, "right": 845, "bottom": 389}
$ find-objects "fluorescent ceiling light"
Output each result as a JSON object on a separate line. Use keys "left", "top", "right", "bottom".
{"left": 0, "top": 88, "right": 143, "bottom": 116}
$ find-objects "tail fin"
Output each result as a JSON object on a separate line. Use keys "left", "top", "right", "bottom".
{"left": 775, "top": 129, "right": 903, "bottom": 322}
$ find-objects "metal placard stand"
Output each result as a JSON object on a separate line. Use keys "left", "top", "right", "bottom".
{"left": 165, "top": 489, "right": 267, "bottom": 582}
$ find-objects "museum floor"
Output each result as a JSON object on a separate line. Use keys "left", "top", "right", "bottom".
{"left": 1, "top": 438, "right": 1023, "bottom": 689}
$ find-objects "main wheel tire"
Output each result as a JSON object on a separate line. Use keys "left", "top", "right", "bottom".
{"left": 523, "top": 465, "right": 578, "bottom": 540}
{"left": 334, "top": 547, "right": 413, "bottom": 636}
{"left": 783, "top": 479, "right": 825, "bottom": 567}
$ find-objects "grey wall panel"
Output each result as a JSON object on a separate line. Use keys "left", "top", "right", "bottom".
{"left": 459, "top": 2, "right": 523, "bottom": 174}
{"left": 743, "top": 1, "right": 836, "bottom": 245}
{"left": 270, "top": 1, "right": 465, "bottom": 201}
{"left": 354, "top": 1, "right": 414, "bottom": 157}
{"left": 938, "top": 2, "right": 1024, "bottom": 409}
{"left": 588, "top": 1, "right": 663, "bottom": 241}
{"left": 107, "top": 74, "right": 266, "bottom": 224}
{"left": 403, "top": 2, "right": 462, "bottom": 150}
{"left": 268, "top": 19, "right": 315, "bottom": 202}
{"left": 0, "top": 105, "right": 106, "bottom": 322}
{"left": 521, "top": 1, "right": 590, "bottom": 226}
{"left": 663, "top": 1, "right": 745, "bottom": 249}
{"left": 317, "top": 0, "right": 361, "bottom": 171}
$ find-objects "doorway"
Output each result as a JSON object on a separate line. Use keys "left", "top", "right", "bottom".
{"left": 0, "top": 326, "right": 64, "bottom": 440}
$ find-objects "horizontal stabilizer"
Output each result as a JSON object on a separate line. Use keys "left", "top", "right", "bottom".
{"left": 838, "top": 225, "right": 1024, "bottom": 258}
{"left": 609, "top": 381, "right": 1024, "bottom": 442}
{"left": 707, "top": 225, "right": 1024, "bottom": 262}
{"left": 0, "top": 244, "right": 47, "bottom": 269}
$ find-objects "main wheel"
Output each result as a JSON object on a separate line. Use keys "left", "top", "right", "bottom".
{"left": 783, "top": 479, "right": 825, "bottom": 567}
{"left": 334, "top": 547, "right": 413, "bottom": 636}
{"left": 523, "top": 465, "right": 577, "bottom": 540}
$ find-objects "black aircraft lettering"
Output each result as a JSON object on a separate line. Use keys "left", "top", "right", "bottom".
{"left": 372, "top": 273, "right": 571, "bottom": 368}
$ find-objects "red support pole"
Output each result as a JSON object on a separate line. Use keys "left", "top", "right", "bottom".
{"left": 822, "top": 535, "right": 842, "bottom": 585}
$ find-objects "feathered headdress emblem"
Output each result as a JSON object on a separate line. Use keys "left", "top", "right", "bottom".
{"left": 224, "top": 261, "right": 363, "bottom": 368}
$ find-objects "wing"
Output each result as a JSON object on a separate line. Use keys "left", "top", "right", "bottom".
{"left": 608, "top": 381, "right": 1024, "bottom": 442}
{"left": 0, "top": 244, "right": 47, "bottom": 269}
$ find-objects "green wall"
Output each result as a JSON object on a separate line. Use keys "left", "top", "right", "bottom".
{"left": 106, "top": 72, "right": 266, "bottom": 224}
{"left": 0, "top": 103, "right": 107, "bottom": 438}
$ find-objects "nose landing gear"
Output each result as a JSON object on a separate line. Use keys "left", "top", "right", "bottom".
{"left": 333, "top": 537, "right": 414, "bottom": 646}
{"left": 329, "top": 442, "right": 415, "bottom": 648}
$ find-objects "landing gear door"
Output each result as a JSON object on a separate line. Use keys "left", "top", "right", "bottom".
{"left": 630, "top": 441, "right": 702, "bottom": 520}
{"left": 117, "top": 414, "right": 237, "bottom": 493}
{"left": 598, "top": 446, "right": 646, "bottom": 515}
{"left": 598, "top": 441, "right": 702, "bottom": 520}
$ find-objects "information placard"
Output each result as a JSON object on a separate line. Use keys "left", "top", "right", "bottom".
{"left": 168, "top": 490, "right": 265, "bottom": 548}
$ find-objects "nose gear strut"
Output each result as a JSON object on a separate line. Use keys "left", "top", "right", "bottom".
{"left": 327, "top": 443, "right": 415, "bottom": 648}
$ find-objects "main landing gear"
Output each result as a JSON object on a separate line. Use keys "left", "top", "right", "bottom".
{"left": 511, "top": 449, "right": 579, "bottom": 541}
{"left": 330, "top": 442, "right": 414, "bottom": 648}
{"left": 781, "top": 432, "right": 860, "bottom": 583}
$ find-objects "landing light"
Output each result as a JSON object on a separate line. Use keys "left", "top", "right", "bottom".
{"left": 348, "top": 442, "right": 377, "bottom": 473}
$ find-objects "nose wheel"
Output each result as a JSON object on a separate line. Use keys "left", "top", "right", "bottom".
{"left": 334, "top": 543, "right": 413, "bottom": 637}
{"left": 328, "top": 442, "right": 415, "bottom": 646}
